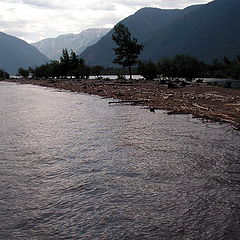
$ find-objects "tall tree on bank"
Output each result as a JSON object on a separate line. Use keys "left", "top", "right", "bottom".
{"left": 60, "top": 48, "right": 70, "bottom": 77}
{"left": 112, "top": 23, "right": 143, "bottom": 79}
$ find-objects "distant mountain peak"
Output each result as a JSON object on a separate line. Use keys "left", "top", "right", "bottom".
{"left": 32, "top": 28, "right": 111, "bottom": 60}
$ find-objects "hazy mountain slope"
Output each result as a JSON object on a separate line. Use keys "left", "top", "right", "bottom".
{"left": 80, "top": 5, "right": 202, "bottom": 66}
{"left": 80, "top": 8, "right": 182, "bottom": 66}
{"left": 32, "top": 28, "right": 110, "bottom": 60}
{"left": 0, "top": 32, "right": 49, "bottom": 74}
{"left": 143, "top": 0, "right": 240, "bottom": 62}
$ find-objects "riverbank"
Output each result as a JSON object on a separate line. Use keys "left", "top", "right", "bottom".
{"left": 6, "top": 78, "right": 240, "bottom": 130}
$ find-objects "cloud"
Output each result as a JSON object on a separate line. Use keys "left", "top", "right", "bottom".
{"left": 21, "top": 0, "right": 63, "bottom": 9}
{"left": 0, "top": 0, "right": 117, "bottom": 10}
{"left": 0, "top": 0, "right": 64, "bottom": 9}
{"left": 102, "top": 0, "right": 210, "bottom": 9}
{"left": 0, "top": 0, "right": 211, "bottom": 43}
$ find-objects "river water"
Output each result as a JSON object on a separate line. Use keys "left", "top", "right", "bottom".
{"left": 0, "top": 82, "right": 240, "bottom": 240}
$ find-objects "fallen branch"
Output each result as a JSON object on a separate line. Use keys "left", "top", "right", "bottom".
{"left": 192, "top": 103, "right": 212, "bottom": 112}
{"left": 108, "top": 99, "right": 150, "bottom": 105}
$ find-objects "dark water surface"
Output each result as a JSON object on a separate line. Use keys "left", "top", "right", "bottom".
{"left": 0, "top": 82, "right": 240, "bottom": 240}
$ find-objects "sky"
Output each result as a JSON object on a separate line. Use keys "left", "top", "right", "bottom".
{"left": 0, "top": 0, "right": 211, "bottom": 43}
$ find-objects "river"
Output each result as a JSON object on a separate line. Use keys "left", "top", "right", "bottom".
{"left": 0, "top": 81, "right": 239, "bottom": 240}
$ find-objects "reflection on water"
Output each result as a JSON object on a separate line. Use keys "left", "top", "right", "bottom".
{"left": 0, "top": 82, "right": 240, "bottom": 239}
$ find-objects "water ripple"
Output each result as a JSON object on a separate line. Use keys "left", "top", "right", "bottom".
{"left": 0, "top": 82, "right": 240, "bottom": 239}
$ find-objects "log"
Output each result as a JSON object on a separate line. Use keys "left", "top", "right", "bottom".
{"left": 192, "top": 103, "right": 212, "bottom": 112}
{"left": 108, "top": 99, "right": 149, "bottom": 105}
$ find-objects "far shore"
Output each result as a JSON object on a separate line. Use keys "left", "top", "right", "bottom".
{"left": 4, "top": 78, "right": 240, "bottom": 130}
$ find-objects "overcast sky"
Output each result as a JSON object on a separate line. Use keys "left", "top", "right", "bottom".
{"left": 0, "top": 0, "right": 210, "bottom": 43}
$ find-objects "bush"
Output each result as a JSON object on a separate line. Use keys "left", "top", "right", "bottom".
{"left": 138, "top": 60, "right": 158, "bottom": 80}
{"left": 18, "top": 67, "right": 29, "bottom": 78}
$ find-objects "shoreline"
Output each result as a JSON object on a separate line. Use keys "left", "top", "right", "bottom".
{"left": 5, "top": 78, "right": 240, "bottom": 130}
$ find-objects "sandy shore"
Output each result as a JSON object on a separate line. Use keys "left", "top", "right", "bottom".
{"left": 6, "top": 78, "right": 240, "bottom": 130}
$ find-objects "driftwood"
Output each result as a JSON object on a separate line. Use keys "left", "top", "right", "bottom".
{"left": 167, "top": 106, "right": 189, "bottom": 115}
{"left": 93, "top": 83, "right": 135, "bottom": 86}
{"left": 192, "top": 103, "right": 212, "bottom": 112}
{"left": 6, "top": 78, "right": 240, "bottom": 130}
{"left": 108, "top": 99, "right": 150, "bottom": 105}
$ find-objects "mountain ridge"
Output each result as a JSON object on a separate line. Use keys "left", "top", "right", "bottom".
{"left": 142, "top": 0, "right": 240, "bottom": 62}
{"left": 0, "top": 32, "right": 49, "bottom": 74}
{"left": 80, "top": 0, "right": 240, "bottom": 66}
{"left": 80, "top": 5, "right": 203, "bottom": 66}
{"left": 32, "top": 28, "right": 111, "bottom": 60}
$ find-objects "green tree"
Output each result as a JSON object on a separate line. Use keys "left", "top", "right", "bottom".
{"left": 138, "top": 61, "right": 158, "bottom": 80}
{"left": 91, "top": 65, "right": 104, "bottom": 78}
{"left": 33, "top": 64, "right": 48, "bottom": 79}
{"left": 70, "top": 50, "right": 78, "bottom": 67}
{"left": 158, "top": 55, "right": 205, "bottom": 81}
{"left": 208, "top": 59, "right": 226, "bottom": 78}
{"left": 46, "top": 61, "right": 61, "bottom": 78}
{"left": 60, "top": 48, "right": 70, "bottom": 65}
{"left": 29, "top": 49, "right": 91, "bottom": 80}
{"left": 28, "top": 67, "right": 34, "bottom": 76}
{"left": 112, "top": 23, "right": 143, "bottom": 79}
{"left": 18, "top": 67, "right": 29, "bottom": 78}
{"left": 74, "top": 58, "right": 87, "bottom": 79}
{"left": 158, "top": 58, "right": 177, "bottom": 80}
{"left": 0, "top": 69, "right": 9, "bottom": 79}
{"left": 60, "top": 48, "right": 70, "bottom": 77}
{"left": 173, "top": 55, "right": 204, "bottom": 81}
{"left": 69, "top": 50, "right": 79, "bottom": 78}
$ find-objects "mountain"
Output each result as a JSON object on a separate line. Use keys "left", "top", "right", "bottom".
{"left": 0, "top": 32, "right": 49, "bottom": 74}
{"left": 80, "top": 0, "right": 240, "bottom": 66}
{"left": 143, "top": 0, "right": 240, "bottom": 62}
{"left": 80, "top": 5, "right": 202, "bottom": 66}
{"left": 32, "top": 28, "right": 111, "bottom": 61}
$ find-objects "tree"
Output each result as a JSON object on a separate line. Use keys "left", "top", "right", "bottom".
{"left": 33, "top": 64, "right": 48, "bottom": 79}
{"left": 173, "top": 55, "right": 204, "bottom": 81}
{"left": 70, "top": 50, "right": 79, "bottom": 68}
{"left": 91, "top": 65, "right": 104, "bottom": 78}
{"left": 73, "top": 58, "right": 87, "bottom": 79}
{"left": 0, "top": 69, "right": 9, "bottom": 79}
{"left": 158, "top": 55, "right": 205, "bottom": 81}
{"left": 60, "top": 48, "right": 70, "bottom": 65}
{"left": 59, "top": 49, "right": 90, "bottom": 79}
{"left": 158, "top": 58, "right": 178, "bottom": 80}
{"left": 18, "top": 67, "right": 29, "bottom": 78}
{"left": 46, "top": 61, "right": 61, "bottom": 78}
{"left": 112, "top": 23, "right": 143, "bottom": 79}
{"left": 60, "top": 48, "right": 70, "bottom": 77}
{"left": 138, "top": 61, "right": 158, "bottom": 80}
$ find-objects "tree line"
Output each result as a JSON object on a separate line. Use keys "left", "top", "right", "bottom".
{"left": 11, "top": 23, "right": 240, "bottom": 81}
{"left": 112, "top": 23, "right": 240, "bottom": 81}
{"left": 18, "top": 49, "right": 91, "bottom": 79}
{"left": 17, "top": 49, "right": 129, "bottom": 79}
{"left": 138, "top": 55, "right": 240, "bottom": 81}
{"left": 16, "top": 54, "right": 240, "bottom": 81}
